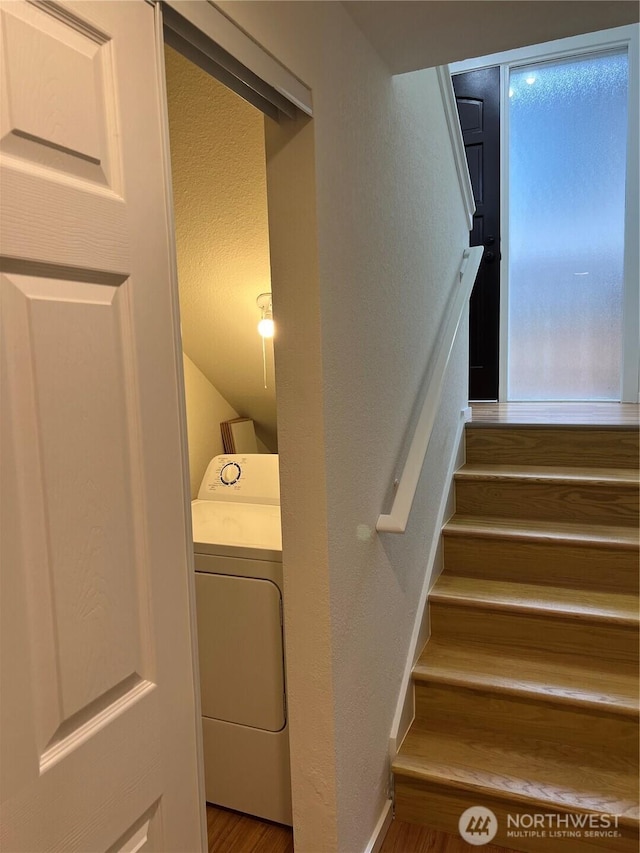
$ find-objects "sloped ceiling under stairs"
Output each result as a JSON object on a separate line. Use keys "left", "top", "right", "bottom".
{"left": 164, "top": 45, "right": 277, "bottom": 451}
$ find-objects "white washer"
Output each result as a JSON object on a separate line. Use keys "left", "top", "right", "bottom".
{"left": 192, "top": 454, "right": 291, "bottom": 825}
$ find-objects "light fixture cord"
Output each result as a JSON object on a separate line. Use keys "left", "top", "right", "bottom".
{"left": 262, "top": 332, "right": 268, "bottom": 389}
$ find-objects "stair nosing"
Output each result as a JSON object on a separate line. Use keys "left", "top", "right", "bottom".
{"left": 412, "top": 663, "right": 640, "bottom": 717}
{"left": 466, "top": 423, "right": 639, "bottom": 431}
{"left": 443, "top": 515, "right": 640, "bottom": 549}
{"left": 429, "top": 588, "right": 640, "bottom": 627}
{"left": 392, "top": 756, "right": 640, "bottom": 830}
{"left": 394, "top": 728, "right": 640, "bottom": 826}
{"left": 455, "top": 463, "right": 639, "bottom": 486}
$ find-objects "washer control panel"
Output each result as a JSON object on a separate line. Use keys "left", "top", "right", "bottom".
{"left": 220, "top": 461, "right": 242, "bottom": 486}
{"left": 198, "top": 454, "right": 280, "bottom": 504}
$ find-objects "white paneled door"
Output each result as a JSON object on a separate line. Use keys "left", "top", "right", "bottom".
{"left": 0, "top": 2, "right": 205, "bottom": 851}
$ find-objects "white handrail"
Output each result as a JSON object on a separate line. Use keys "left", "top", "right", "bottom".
{"left": 436, "top": 66, "right": 475, "bottom": 232}
{"left": 376, "top": 245, "right": 483, "bottom": 534}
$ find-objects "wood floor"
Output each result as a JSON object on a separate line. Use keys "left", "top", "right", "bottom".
{"left": 380, "top": 819, "right": 520, "bottom": 853}
{"left": 469, "top": 401, "right": 639, "bottom": 426}
{"left": 207, "top": 805, "right": 293, "bottom": 853}
{"left": 206, "top": 805, "right": 521, "bottom": 852}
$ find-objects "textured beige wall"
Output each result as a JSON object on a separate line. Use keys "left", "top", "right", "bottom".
{"left": 165, "top": 46, "right": 277, "bottom": 451}
{"left": 218, "top": 4, "right": 470, "bottom": 852}
{"left": 183, "top": 352, "right": 272, "bottom": 498}
{"left": 182, "top": 354, "right": 239, "bottom": 499}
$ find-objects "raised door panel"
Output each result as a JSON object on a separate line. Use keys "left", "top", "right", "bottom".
{"left": 1, "top": 273, "right": 153, "bottom": 759}
{"left": 0, "top": 1, "right": 122, "bottom": 188}
{"left": 465, "top": 142, "right": 483, "bottom": 204}
{"left": 0, "top": 1, "right": 127, "bottom": 274}
{"left": 456, "top": 98, "right": 483, "bottom": 133}
{"left": 0, "top": 1, "right": 203, "bottom": 850}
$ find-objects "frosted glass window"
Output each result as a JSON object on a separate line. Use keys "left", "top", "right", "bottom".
{"left": 508, "top": 51, "right": 628, "bottom": 400}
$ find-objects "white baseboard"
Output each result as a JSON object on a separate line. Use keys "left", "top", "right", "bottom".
{"left": 388, "top": 414, "right": 466, "bottom": 761}
{"left": 364, "top": 799, "right": 393, "bottom": 853}
{"left": 462, "top": 405, "right": 472, "bottom": 422}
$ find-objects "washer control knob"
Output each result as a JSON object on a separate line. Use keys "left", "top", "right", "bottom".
{"left": 220, "top": 462, "right": 241, "bottom": 485}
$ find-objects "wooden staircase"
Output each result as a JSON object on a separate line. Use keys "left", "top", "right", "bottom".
{"left": 392, "top": 422, "right": 640, "bottom": 852}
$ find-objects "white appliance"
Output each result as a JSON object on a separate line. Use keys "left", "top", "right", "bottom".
{"left": 192, "top": 454, "right": 291, "bottom": 825}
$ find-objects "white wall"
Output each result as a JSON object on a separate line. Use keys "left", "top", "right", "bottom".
{"left": 216, "top": 3, "right": 470, "bottom": 851}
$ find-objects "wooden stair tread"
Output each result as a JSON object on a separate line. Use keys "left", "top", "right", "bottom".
{"left": 414, "top": 642, "right": 639, "bottom": 715}
{"left": 467, "top": 403, "right": 640, "bottom": 427}
{"left": 393, "top": 422, "right": 640, "bottom": 845}
{"left": 443, "top": 515, "right": 639, "bottom": 549}
{"left": 393, "top": 728, "right": 640, "bottom": 827}
{"left": 456, "top": 463, "right": 639, "bottom": 486}
{"left": 465, "top": 426, "right": 639, "bottom": 472}
{"left": 430, "top": 575, "right": 639, "bottom": 625}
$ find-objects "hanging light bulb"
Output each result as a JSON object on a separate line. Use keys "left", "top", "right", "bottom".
{"left": 256, "top": 293, "right": 274, "bottom": 338}
{"left": 256, "top": 292, "right": 274, "bottom": 389}
{"left": 258, "top": 315, "right": 275, "bottom": 338}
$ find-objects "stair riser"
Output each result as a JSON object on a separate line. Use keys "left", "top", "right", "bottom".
{"left": 443, "top": 535, "right": 639, "bottom": 594}
{"left": 455, "top": 479, "right": 638, "bottom": 527}
{"left": 430, "top": 603, "right": 639, "bottom": 665}
{"left": 394, "top": 778, "right": 639, "bottom": 853}
{"left": 413, "top": 683, "right": 639, "bottom": 757}
{"left": 466, "top": 427, "right": 639, "bottom": 469}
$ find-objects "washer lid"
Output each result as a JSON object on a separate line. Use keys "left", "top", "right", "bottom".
{"left": 191, "top": 500, "right": 282, "bottom": 552}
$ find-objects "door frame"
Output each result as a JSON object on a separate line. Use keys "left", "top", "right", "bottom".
{"left": 451, "top": 24, "right": 639, "bottom": 403}
{"left": 149, "top": 0, "right": 313, "bottom": 835}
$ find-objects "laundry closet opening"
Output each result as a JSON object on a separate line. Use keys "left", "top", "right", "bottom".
{"left": 163, "top": 35, "right": 292, "bottom": 829}
{"left": 165, "top": 42, "right": 278, "bottom": 471}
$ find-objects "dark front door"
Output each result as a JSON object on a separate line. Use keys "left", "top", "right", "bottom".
{"left": 452, "top": 67, "right": 500, "bottom": 400}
